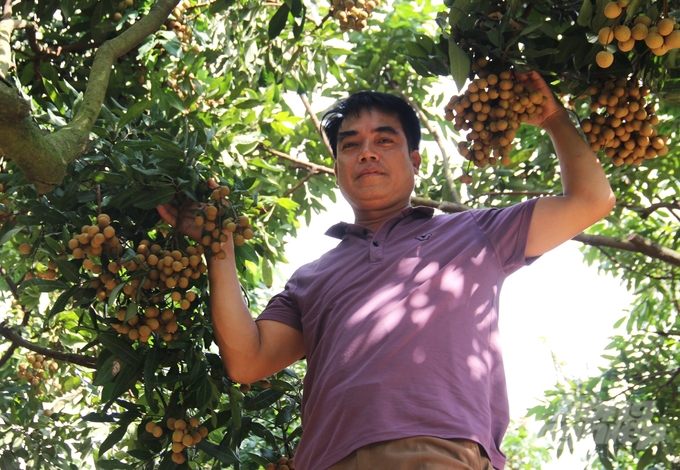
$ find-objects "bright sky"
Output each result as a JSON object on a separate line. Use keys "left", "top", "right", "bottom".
{"left": 276, "top": 194, "right": 634, "bottom": 468}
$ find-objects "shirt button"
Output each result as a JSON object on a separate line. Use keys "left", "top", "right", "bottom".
{"left": 372, "top": 241, "right": 379, "bottom": 247}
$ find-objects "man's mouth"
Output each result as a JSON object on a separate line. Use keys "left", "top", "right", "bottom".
{"left": 357, "top": 168, "right": 384, "bottom": 178}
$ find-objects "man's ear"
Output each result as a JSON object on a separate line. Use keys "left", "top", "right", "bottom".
{"left": 411, "top": 151, "right": 422, "bottom": 174}
{"left": 334, "top": 160, "right": 339, "bottom": 185}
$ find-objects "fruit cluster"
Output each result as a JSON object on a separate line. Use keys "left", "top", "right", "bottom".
{"left": 195, "top": 185, "right": 254, "bottom": 255}
{"left": 165, "top": 0, "right": 193, "bottom": 42}
{"left": 580, "top": 77, "right": 669, "bottom": 166}
{"left": 17, "top": 353, "right": 59, "bottom": 387}
{"left": 68, "top": 214, "right": 123, "bottom": 259}
{"left": 596, "top": 7, "right": 680, "bottom": 68}
{"left": 266, "top": 456, "right": 295, "bottom": 470}
{"left": 445, "top": 59, "right": 547, "bottom": 171}
{"left": 331, "top": 0, "right": 378, "bottom": 32}
{"left": 143, "top": 416, "right": 209, "bottom": 464}
{"left": 112, "top": 0, "right": 134, "bottom": 21}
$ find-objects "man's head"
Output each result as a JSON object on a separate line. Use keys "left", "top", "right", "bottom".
{"left": 321, "top": 91, "right": 421, "bottom": 159}
{"left": 320, "top": 92, "right": 422, "bottom": 222}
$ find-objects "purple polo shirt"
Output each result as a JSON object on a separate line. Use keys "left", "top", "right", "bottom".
{"left": 256, "top": 199, "right": 538, "bottom": 470}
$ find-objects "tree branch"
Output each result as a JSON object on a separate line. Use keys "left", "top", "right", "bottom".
{"left": 0, "top": 323, "right": 97, "bottom": 369}
{"left": 0, "top": 0, "right": 180, "bottom": 193}
{"left": 299, "top": 92, "right": 334, "bottom": 160}
{"left": 257, "top": 144, "right": 335, "bottom": 175}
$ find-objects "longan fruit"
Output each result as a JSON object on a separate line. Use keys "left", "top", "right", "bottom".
{"left": 233, "top": 234, "right": 245, "bottom": 246}
{"left": 631, "top": 23, "right": 648, "bottom": 40}
{"left": 645, "top": 31, "right": 663, "bottom": 49}
{"left": 97, "top": 214, "right": 111, "bottom": 227}
{"left": 603, "top": 1, "right": 621, "bottom": 18}
{"left": 657, "top": 18, "right": 675, "bottom": 36}
{"left": 634, "top": 15, "right": 651, "bottom": 27}
{"left": 19, "top": 243, "right": 31, "bottom": 255}
{"left": 598, "top": 27, "right": 614, "bottom": 44}
{"left": 198, "top": 426, "right": 208, "bottom": 438}
{"left": 172, "top": 429, "right": 184, "bottom": 442}
{"left": 171, "top": 453, "right": 186, "bottom": 464}
{"left": 614, "top": 25, "right": 631, "bottom": 42}
{"left": 219, "top": 186, "right": 230, "bottom": 197}
{"left": 596, "top": 51, "right": 614, "bottom": 68}
{"left": 172, "top": 442, "right": 185, "bottom": 453}
{"left": 139, "top": 325, "right": 151, "bottom": 337}
{"left": 174, "top": 419, "right": 187, "bottom": 430}
{"left": 182, "top": 434, "right": 194, "bottom": 446}
{"left": 152, "top": 426, "right": 163, "bottom": 438}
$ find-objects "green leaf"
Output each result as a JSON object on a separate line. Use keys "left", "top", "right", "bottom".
{"left": 268, "top": 4, "right": 290, "bottom": 40}
{"left": 132, "top": 185, "right": 177, "bottom": 210}
{"left": 577, "top": 0, "right": 593, "bottom": 27}
{"left": 0, "top": 226, "right": 22, "bottom": 245}
{"left": 99, "top": 422, "right": 130, "bottom": 456}
{"left": 144, "top": 347, "right": 162, "bottom": 413}
{"left": 117, "top": 99, "right": 152, "bottom": 130}
{"left": 448, "top": 0, "right": 477, "bottom": 28}
{"left": 447, "top": 38, "right": 471, "bottom": 91}
{"left": 108, "top": 361, "right": 143, "bottom": 404}
{"left": 274, "top": 404, "right": 294, "bottom": 426}
{"left": 46, "top": 286, "right": 77, "bottom": 321}
{"left": 196, "top": 440, "right": 240, "bottom": 465}
{"left": 97, "top": 333, "right": 142, "bottom": 366}
{"left": 19, "top": 278, "right": 69, "bottom": 293}
{"left": 244, "top": 389, "right": 284, "bottom": 411}
{"left": 96, "top": 459, "right": 128, "bottom": 469}
{"left": 51, "top": 258, "right": 80, "bottom": 284}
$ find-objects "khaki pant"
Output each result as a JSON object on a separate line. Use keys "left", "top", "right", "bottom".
{"left": 327, "top": 436, "right": 495, "bottom": 470}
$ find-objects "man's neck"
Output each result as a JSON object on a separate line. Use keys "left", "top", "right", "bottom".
{"left": 352, "top": 205, "right": 409, "bottom": 233}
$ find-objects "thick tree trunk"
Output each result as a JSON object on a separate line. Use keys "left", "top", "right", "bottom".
{"left": 0, "top": 0, "right": 180, "bottom": 193}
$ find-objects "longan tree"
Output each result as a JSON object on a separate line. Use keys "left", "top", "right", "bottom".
{"left": 0, "top": 0, "right": 679, "bottom": 468}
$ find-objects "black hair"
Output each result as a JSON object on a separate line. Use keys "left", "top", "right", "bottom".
{"left": 321, "top": 91, "right": 421, "bottom": 159}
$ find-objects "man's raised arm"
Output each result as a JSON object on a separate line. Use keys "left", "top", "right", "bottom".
{"left": 157, "top": 201, "right": 305, "bottom": 384}
{"left": 517, "top": 72, "right": 617, "bottom": 258}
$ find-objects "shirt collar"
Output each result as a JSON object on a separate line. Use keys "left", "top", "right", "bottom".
{"left": 325, "top": 205, "right": 435, "bottom": 240}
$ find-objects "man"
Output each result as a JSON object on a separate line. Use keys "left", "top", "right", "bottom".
{"left": 158, "top": 72, "right": 615, "bottom": 470}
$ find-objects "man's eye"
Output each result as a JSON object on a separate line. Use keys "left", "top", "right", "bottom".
{"left": 342, "top": 142, "right": 357, "bottom": 149}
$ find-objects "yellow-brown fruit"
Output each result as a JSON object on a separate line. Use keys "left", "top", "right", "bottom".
{"left": 139, "top": 325, "right": 152, "bottom": 337}
{"left": 43, "top": 409, "right": 52, "bottom": 417}
{"left": 618, "top": 37, "right": 635, "bottom": 52}
{"left": 265, "top": 464, "right": 276, "bottom": 470}
{"left": 614, "top": 25, "right": 631, "bottom": 42}
{"left": 172, "top": 430, "right": 184, "bottom": 442}
{"left": 172, "top": 442, "right": 185, "bottom": 453}
{"left": 603, "top": 1, "right": 622, "bottom": 18}
{"left": 192, "top": 432, "right": 202, "bottom": 445}
{"left": 219, "top": 186, "right": 230, "bottom": 197}
{"left": 233, "top": 234, "right": 245, "bottom": 246}
{"left": 657, "top": 18, "right": 675, "bottom": 36}
{"left": 185, "top": 291, "right": 197, "bottom": 302}
{"left": 645, "top": 31, "right": 664, "bottom": 49}
{"left": 180, "top": 433, "right": 193, "bottom": 446}
{"left": 189, "top": 417, "right": 200, "bottom": 428}
{"left": 171, "top": 452, "right": 186, "bottom": 464}
{"left": 651, "top": 44, "right": 669, "bottom": 55}
{"left": 198, "top": 426, "right": 209, "bottom": 438}
{"left": 238, "top": 215, "right": 250, "bottom": 227}
{"left": 19, "top": 243, "right": 31, "bottom": 255}
{"left": 175, "top": 419, "right": 187, "bottom": 430}
{"left": 68, "top": 238, "right": 80, "bottom": 250}
{"left": 128, "top": 328, "right": 140, "bottom": 341}
{"left": 146, "top": 318, "right": 160, "bottom": 330}
{"left": 205, "top": 205, "right": 218, "bottom": 221}
{"left": 635, "top": 15, "right": 652, "bottom": 26}
{"left": 598, "top": 27, "right": 614, "bottom": 45}
{"left": 631, "top": 23, "right": 648, "bottom": 40}
{"left": 194, "top": 215, "right": 205, "bottom": 227}
{"left": 97, "top": 214, "right": 111, "bottom": 227}
{"left": 596, "top": 51, "right": 614, "bottom": 68}
{"left": 145, "top": 421, "right": 156, "bottom": 433}
{"left": 152, "top": 426, "right": 163, "bottom": 438}
{"left": 103, "top": 226, "right": 115, "bottom": 239}
{"left": 665, "top": 30, "right": 680, "bottom": 48}
{"left": 167, "top": 417, "right": 177, "bottom": 430}
{"left": 240, "top": 383, "right": 251, "bottom": 393}
{"left": 242, "top": 228, "right": 254, "bottom": 240}
{"left": 260, "top": 378, "right": 271, "bottom": 389}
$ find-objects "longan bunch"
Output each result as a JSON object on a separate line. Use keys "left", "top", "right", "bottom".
{"left": 38, "top": 260, "right": 59, "bottom": 280}
{"left": 265, "top": 456, "right": 296, "bottom": 470}
{"left": 596, "top": 7, "right": 680, "bottom": 68}
{"left": 195, "top": 185, "right": 254, "bottom": 254}
{"left": 580, "top": 77, "right": 669, "bottom": 166}
{"left": 445, "top": 59, "right": 548, "bottom": 171}
{"left": 161, "top": 416, "right": 209, "bottom": 464}
{"left": 331, "top": 0, "right": 378, "bottom": 32}
{"left": 68, "top": 214, "right": 122, "bottom": 260}
{"left": 17, "top": 353, "right": 59, "bottom": 387}
{"left": 112, "top": 0, "right": 134, "bottom": 21}
{"left": 165, "top": 0, "right": 193, "bottom": 42}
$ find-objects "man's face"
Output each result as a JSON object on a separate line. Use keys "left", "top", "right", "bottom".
{"left": 334, "top": 110, "right": 421, "bottom": 214}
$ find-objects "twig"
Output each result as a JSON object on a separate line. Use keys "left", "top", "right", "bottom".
{"left": 482, "top": 190, "right": 554, "bottom": 197}
{"left": 657, "top": 366, "right": 680, "bottom": 393}
{"left": 299, "top": 93, "right": 334, "bottom": 159}
{"left": 282, "top": 171, "right": 317, "bottom": 198}
{"left": 257, "top": 144, "right": 334, "bottom": 175}
{"left": 0, "top": 323, "right": 97, "bottom": 368}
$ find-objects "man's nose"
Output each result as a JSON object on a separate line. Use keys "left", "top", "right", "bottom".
{"left": 358, "top": 142, "right": 379, "bottom": 161}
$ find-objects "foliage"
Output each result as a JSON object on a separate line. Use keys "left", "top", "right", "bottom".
{"left": 0, "top": 0, "right": 679, "bottom": 468}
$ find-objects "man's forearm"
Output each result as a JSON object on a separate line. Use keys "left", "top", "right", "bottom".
{"left": 207, "top": 255, "right": 262, "bottom": 383}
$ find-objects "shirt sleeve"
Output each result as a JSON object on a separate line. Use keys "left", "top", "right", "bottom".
{"left": 470, "top": 198, "right": 539, "bottom": 275}
{"left": 256, "top": 271, "right": 304, "bottom": 332}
